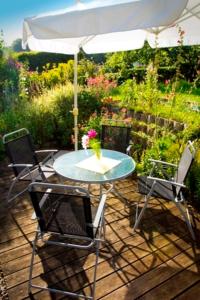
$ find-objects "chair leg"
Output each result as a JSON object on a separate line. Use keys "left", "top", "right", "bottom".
{"left": 111, "top": 183, "right": 126, "bottom": 200}
{"left": 174, "top": 201, "right": 195, "bottom": 240}
{"left": 92, "top": 240, "right": 100, "bottom": 300}
{"left": 133, "top": 195, "right": 150, "bottom": 230}
{"left": 7, "top": 177, "right": 18, "bottom": 203}
{"left": 7, "top": 180, "right": 28, "bottom": 204}
{"left": 109, "top": 183, "right": 130, "bottom": 212}
{"left": 7, "top": 167, "right": 33, "bottom": 204}
{"left": 134, "top": 181, "right": 156, "bottom": 230}
{"left": 28, "top": 231, "right": 39, "bottom": 294}
{"left": 102, "top": 217, "right": 106, "bottom": 241}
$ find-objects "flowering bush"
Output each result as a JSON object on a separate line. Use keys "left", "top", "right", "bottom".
{"left": 18, "top": 60, "right": 75, "bottom": 101}
{"left": 82, "top": 129, "right": 101, "bottom": 159}
{"left": 87, "top": 75, "right": 117, "bottom": 100}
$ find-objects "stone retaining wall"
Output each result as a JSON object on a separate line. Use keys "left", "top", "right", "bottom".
{"left": 128, "top": 109, "right": 186, "bottom": 132}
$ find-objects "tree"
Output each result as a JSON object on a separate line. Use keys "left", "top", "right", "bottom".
{"left": 103, "top": 42, "right": 200, "bottom": 83}
{"left": 0, "top": 30, "right": 4, "bottom": 59}
{"left": 11, "top": 38, "right": 24, "bottom": 52}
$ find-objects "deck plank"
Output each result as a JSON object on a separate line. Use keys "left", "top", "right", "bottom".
{"left": 175, "top": 281, "right": 200, "bottom": 299}
{"left": 138, "top": 262, "right": 200, "bottom": 300}
{"left": 0, "top": 171, "right": 199, "bottom": 300}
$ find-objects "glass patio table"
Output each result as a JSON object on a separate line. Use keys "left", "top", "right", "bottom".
{"left": 53, "top": 149, "right": 135, "bottom": 186}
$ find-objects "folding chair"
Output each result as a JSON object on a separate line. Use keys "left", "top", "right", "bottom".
{"left": 100, "top": 124, "right": 133, "bottom": 201}
{"left": 28, "top": 182, "right": 106, "bottom": 299}
{"left": 3, "top": 128, "right": 58, "bottom": 204}
{"left": 134, "top": 141, "right": 196, "bottom": 240}
{"left": 101, "top": 124, "right": 132, "bottom": 154}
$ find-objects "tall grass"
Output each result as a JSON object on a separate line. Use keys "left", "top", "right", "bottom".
{"left": 0, "top": 83, "right": 74, "bottom": 158}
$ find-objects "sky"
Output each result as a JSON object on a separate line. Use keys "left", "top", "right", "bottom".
{"left": 0, "top": 0, "right": 82, "bottom": 46}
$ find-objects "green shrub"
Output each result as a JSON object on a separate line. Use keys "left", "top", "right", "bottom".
{"left": 0, "top": 84, "right": 74, "bottom": 155}
{"left": 187, "top": 141, "right": 200, "bottom": 203}
{"left": 119, "top": 78, "right": 140, "bottom": 107}
{"left": 18, "top": 61, "right": 75, "bottom": 100}
{"left": 17, "top": 59, "right": 100, "bottom": 101}
{"left": 14, "top": 51, "right": 73, "bottom": 71}
{"left": 0, "top": 82, "right": 103, "bottom": 158}
{"left": 86, "top": 75, "right": 117, "bottom": 101}
{"left": 25, "top": 83, "right": 75, "bottom": 147}
{"left": 141, "top": 63, "right": 160, "bottom": 109}
{"left": 78, "top": 59, "right": 98, "bottom": 85}
{"left": 136, "top": 135, "right": 182, "bottom": 175}
{"left": 78, "top": 89, "right": 101, "bottom": 123}
{"left": 0, "top": 56, "right": 20, "bottom": 112}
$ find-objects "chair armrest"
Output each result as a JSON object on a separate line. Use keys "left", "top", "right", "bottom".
{"left": 149, "top": 159, "right": 177, "bottom": 167}
{"left": 147, "top": 176, "right": 186, "bottom": 188}
{"left": 93, "top": 194, "right": 107, "bottom": 229}
{"left": 8, "top": 163, "right": 33, "bottom": 168}
{"left": 126, "top": 144, "right": 133, "bottom": 156}
{"left": 37, "top": 150, "right": 58, "bottom": 166}
{"left": 39, "top": 188, "right": 52, "bottom": 208}
{"left": 35, "top": 149, "right": 58, "bottom": 154}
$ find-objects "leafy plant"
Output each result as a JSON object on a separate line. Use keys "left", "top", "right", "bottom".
{"left": 87, "top": 75, "right": 117, "bottom": 101}
{"left": 0, "top": 48, "right": 20, "bottom": 111}
{"left": 120, "top": 78, "right": 140, "bottom": 107}
{"left": 141, "top": 62, "right": 160, "bottom": 109}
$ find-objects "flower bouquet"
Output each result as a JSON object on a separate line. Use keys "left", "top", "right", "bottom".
{"left": 82, "top": 129, "right": 101, "bottom": 159}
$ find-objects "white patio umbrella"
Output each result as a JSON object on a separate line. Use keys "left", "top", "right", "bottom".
{"left": 23, "top": 0, "right": 198, "bottom": 150}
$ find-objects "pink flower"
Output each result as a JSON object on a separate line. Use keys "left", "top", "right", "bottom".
{"left": 87, "top": 75, "right": 117, "bottom": 90}
{"left": 82, "top": 129, "right": 99, "bottom": 150}
{"left": 164, "top": 79, "right": 170, "bottom": 85}
{"left": 87, "top": 129, "right": 97, "bottom": 139}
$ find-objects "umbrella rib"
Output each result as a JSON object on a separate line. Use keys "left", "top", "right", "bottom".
{"left": 176, "top": 3, "right": 200, "bottom": 23}
{"left": 184, "top": 7, "right": 200, "bottom": 21}
{"left": 79, "top": 35, "right": 96, "bottom": 48}
{"left": 143, "top": 3, "right": 200, "bottom": 35}
{"left": 158, "top": 4, "right": 200, "bottom": 30}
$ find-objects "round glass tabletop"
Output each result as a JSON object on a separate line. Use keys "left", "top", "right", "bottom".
{"left": 53, "top": 149, "right": 136, "bottom": 184}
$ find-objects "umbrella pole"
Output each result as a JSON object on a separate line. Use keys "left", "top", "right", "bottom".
{"left": 73, "top": 53, "right": 78, "bottom": 151}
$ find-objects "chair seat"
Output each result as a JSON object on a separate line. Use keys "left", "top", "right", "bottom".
{"left": 138, "top": 176, "right": 176, "bottom": 201}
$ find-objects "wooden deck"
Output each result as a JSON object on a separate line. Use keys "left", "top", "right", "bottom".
{"left": 1, "top": 160, "right": 200, "bottom": 300}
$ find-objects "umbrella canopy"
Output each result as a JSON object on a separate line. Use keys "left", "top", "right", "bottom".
{"left": 23, "top": 0, "right": 190, "bottom": 54}
{"left": 23, "top": 0, "right": 198, "bottom": 150}
{"left": 148, "top": 0, "right": 200, "bottom": 48}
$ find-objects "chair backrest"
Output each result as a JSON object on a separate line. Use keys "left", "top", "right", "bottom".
{"left": 29, "top": 183, "right": 94, "bottom": 239}
{"left": 175, "top": 141, "right": 195, "bottom": 194}
{"left": 101, "top": 124, "right": 131, "bottom": 153}
{"left": 3, "top": 128, "right": 39, "bottom": 176}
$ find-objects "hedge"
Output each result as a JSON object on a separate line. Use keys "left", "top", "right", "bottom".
{"left": 14, "top": 51, "right": 73, "bottom": 71}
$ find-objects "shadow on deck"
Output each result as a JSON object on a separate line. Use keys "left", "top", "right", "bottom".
{"left": 1, "top": 161, "right": 200, "bottom": 300}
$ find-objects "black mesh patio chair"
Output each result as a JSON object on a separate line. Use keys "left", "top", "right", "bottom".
{"left": 28, "top": 182, "right": 106, "bottom": 299}
{"left": 101, "top": 124, "right": 132, "bottom": 154}
{"left": 100, "top": 124, "right": 133, "bottom": 202}
{"left": 3, "top": 128, "right": 58, "bottom": 204}
{"left": 134, "top": 141, "right": 196, "bottom": 240}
